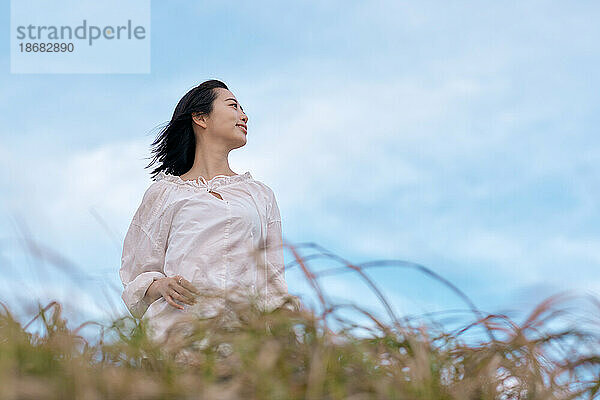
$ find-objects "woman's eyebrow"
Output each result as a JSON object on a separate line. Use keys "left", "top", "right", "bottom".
{"left": 224, "top": 97, "right": 244, "bottom": 112}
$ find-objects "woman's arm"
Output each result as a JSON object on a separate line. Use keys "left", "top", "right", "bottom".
{"left": 119, "top": 182, "right": 173, "bottom": 319}
{"left": 120, "top": 222, "right": 168, "bottom": 318}
{"left": 264, "top": 191, "right": 301, "bottom": 311}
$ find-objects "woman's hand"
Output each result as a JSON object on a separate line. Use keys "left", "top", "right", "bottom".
{"left": 146, "top": 275, "right": 201, "bottom": 310}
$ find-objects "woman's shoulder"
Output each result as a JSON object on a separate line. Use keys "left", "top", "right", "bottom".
{"left": 246, "top": 178, "right": 282, "bottom": 223}
{"left": 132, "top": 177, "right": 182, "bottom": 227}
{"left": 142, "top": 176, "right": 178, "bottom": 205}
{"left": 246, "top": 177, "right": 279, "bottom": 206}
{"left": 246, "top": 176, "right": 275, "bottom": 196}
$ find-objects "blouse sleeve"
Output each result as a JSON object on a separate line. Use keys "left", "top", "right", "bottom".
{"left": 265, "top": 194, "right": 286, "bottom": 295}
{"left": 265, "top": 191, "right": 300, "bottom": 311}
{"left": 119, "top": 182, "right": 173, "bottom": 319}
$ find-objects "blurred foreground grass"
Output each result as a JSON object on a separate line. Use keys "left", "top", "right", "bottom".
{"left": 1, "top": 239, "right": 600, "bottom": 399}
{"left": 2, "top": 293, "right": 600, "bottom": 399}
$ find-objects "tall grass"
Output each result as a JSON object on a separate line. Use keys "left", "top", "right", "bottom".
{"left": 1, "top": 225, "right": 600, "bottom": 399}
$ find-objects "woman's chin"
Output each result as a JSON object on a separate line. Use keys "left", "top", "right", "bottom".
{"left": 230, "top": 137, "right": 247, "bottom": 149}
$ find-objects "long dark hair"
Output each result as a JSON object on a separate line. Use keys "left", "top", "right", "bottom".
{"left": 145, "top": 79, "right": 229, "bottom": 180}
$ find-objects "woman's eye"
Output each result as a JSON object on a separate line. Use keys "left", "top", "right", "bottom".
{"left": 230, "top": 103, "right": 237, "bottom": 108}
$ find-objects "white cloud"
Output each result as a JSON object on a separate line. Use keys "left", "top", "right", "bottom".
{"left": 1, "top": 137, "right": 155, "bottom": 256}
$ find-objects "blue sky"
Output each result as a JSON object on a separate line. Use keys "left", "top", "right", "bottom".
{"left": 1, "top": 1, "right": 599, "bottom": 336}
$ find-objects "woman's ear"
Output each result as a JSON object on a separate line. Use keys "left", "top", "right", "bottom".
{"left": 191, "top": 112, "right": 208, "bottom": 129}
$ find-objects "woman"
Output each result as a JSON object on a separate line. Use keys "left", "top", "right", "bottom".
{"left": 119, "top": 79, "right": 297, "bottom": 344}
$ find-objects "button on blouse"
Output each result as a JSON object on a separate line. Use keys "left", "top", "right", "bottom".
{"left": 119, "top": 170, "right": 291, "bottom": 343}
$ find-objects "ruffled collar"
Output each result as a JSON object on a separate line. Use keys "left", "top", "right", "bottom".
{"left": 155, "top": 170, "right": 253, "bottom": 190}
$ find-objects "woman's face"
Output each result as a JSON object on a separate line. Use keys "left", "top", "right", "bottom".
{"left": 193, "top": 88, "right": 248, "bottom": 149}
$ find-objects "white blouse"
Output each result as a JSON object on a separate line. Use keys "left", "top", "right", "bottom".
{"left": 119, "top": 170, "right": 292, "bottom": 343}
